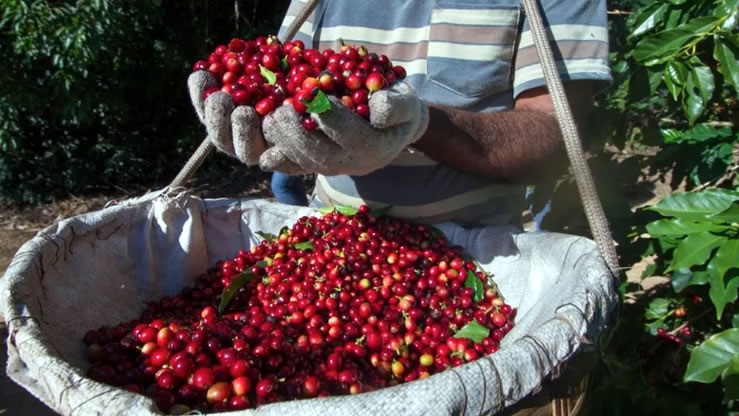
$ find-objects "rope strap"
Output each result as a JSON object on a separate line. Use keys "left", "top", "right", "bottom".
{"left": 520, "top": 0, "right": 620, "bottom": 277}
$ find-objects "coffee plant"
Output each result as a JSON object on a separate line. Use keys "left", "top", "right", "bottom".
{"left": 583, "top": 0, "right": 738, "bottom": 414}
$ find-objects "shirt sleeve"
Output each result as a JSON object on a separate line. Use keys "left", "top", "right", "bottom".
{"left": 512, "top": 0, "right": 612, "bottom": 98}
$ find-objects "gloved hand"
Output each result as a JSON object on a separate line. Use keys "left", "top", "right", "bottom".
{"left": 259, "top": 82, "right": 429, "bottom": 176}
{"left": 187, "top": 71, "right": 267, "bottom": 165}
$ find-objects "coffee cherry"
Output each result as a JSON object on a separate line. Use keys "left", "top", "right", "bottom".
{"left": 365, "top": 72, "right": 387, "bottom": 93}
{"left": 192, "top": 367, "right": 216, "bottom": 391}
{"left": 231, "top": 88, "right": 252, "bottom": 106}
{"left": 302, "top": 116, "right": 318, "bottom": 130}
{"left": 192, "top": 35, "right": 409, "bottom": 129}
{"left": 344, "top": 73, "right": 363, "bottom": 91}
{"left": 82, "top": 203, "right": 515, "bottom": 413}
{"left": 193, "top": 60, "right": 209, "bottom": 72}
{"left": 207, "top": 381, "right": 232, "bottom": 404}
{"left": 232, "top": 375, "right": 252, "bottom": 396}
{"left": 254, "top": 97, "right": 276, "bottom": 117}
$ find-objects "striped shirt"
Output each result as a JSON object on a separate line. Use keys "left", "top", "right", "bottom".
{"left": 278, "top": 0, "right": 611, "bottom": 226}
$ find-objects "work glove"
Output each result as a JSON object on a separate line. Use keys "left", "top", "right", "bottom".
{"left": 187, "top": 71, "right": 267, "bottom": 165}
{"left": 259, "top": 82, "right": 429, "bottom": 176}
{"left": 188, "top": 70, "right": 429, "bottom": 176}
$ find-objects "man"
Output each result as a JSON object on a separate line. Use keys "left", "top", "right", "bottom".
{"left": 190, "top": 0, "right": 611, "bottom": 227}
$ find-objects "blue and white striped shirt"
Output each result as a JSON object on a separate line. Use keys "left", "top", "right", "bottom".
{"left": 279, "top": 0, "right": 611, "bottom": 226}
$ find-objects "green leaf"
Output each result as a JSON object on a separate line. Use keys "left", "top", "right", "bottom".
{"left": 717, "top": 0, "right": 739, "bottom": 19}
{"left": 280, "top": 56, "right": 289, "bottom": 72}
{"left": 684, "top": 328, "right": 739, "bottom": 383}
{"left": 671, "top": 268, "right": 694, "bottom": 292}
{"left": 683, "top": 61, "right": 715, "bottom": 124}
{"left": 334, "top": 204, "right": 359, "bottom": 216}
{"left": 647, "top": 65, "right": 666, "bottom": 94}
{"left": 722, "top": 355, "right": 739, "bottom": 401}
{"left": 317, "top": 204, "right": 359, "bottom": 216}
{"left": 645, "top": 297, "right": 671, "bottom": 320}
{"left": 707, "top": 200, "right": 739, "bottom": 225}
{"left": 714, "top": 35, "right": 739, "bottom": 93}
{"left": 661, "top": 123, "right": 732, "bottom": 144}
{"left": 454, "top": 320, "right": 490, "bottom": 343}
{"left": 665, "top": 6, "right": 686, "bottom": 31}
{"left": 668, "top": 231, "right": 726, "bottom": 271}
{"left": 256, "top": 231, "right": 278, "bottom": 241}
{"left": 625, "top": 66, "right": 659, "bottom": 99}
{"left": 218, "top": 272, "right": 258, "bottom": 315}
{"left": 650, "top": 190, "right": 739, "bottom": 220}
{"left": 714, "top": 239, "right": 739, "bottom": 278}
{"left": 682, "top": 69, "right": 706, "bottom": 125}
{"left": 646, "top": 318, "right": 668, "bottom": 335}
{"left": 708, "top": 268, "right": 739, "bottom": 318}
{"left": 630, "top": 16, "right": 719, "bottom": 63}
{"left": 631, "top": 3, "right": 670, "bottom": 37}
{"left": 317, "top": 206, "right": 335, "bottom": 215}
{"left": 304, "top": 90, "right": 333, "bottom": 114}
{"left": 646, "top": 218, "right": 729, "bottom": 236}
{"left": 464, "top": 271, "right": 484, "bottom": 302}
{"left": 257, "top": 258, "right": 272, "bottom": 268}
{"left": 733, "top": 314, "right": 739, "bottom": 328}
{"left": 687, "top": 269, "right": 713, "bottom": 286}
{"left": 663, "top": 61, "right": 686, "bottom": 101}
{"left": 293, "top": 241, "right": 314, "bottom": 251}
{"left": 259, "top": 64, "right": 277, "bottom": 85}
{"left": 719, "top": 2, "right": 739, "bottom": 32}
{"left": 660, "top": 128, "right": 684, "bottom": 144}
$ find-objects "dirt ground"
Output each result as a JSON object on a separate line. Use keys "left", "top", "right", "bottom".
{"left": 0, "top": 156, "right": 673, "bottom": 415}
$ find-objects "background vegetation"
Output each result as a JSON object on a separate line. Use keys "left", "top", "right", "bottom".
{"left": 579, "top": 0, "right": 738, "bottom": 414}
{"left": 1, "top": 0, "right": 737, "bottom": 414}
{"left": 0, "top": 0, "right": 288, "bottom": 203}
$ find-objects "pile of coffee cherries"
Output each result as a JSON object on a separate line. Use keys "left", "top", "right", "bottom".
{"left": 82, "top": 206, "right": 515, "bottom": 413}
{"left": 193, "top": 35, "right": 407, "bottom": 130}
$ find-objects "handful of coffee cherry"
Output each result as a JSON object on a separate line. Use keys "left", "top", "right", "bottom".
{"left": 193, "top": 35, "right": 407, "bottom": 130}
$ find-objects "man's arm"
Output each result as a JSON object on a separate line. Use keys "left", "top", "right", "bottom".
{"left": 412, "top": 80, "right": 598, "bottom": 184}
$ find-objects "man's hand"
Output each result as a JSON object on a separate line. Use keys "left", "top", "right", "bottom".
{"left": 259, "top": 82, "right": 429, "bottom": 176}
{"left": 187, "top": 71, "right": 268, "bottom": 165}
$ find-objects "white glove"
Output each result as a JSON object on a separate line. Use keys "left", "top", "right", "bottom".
{"left": 259, "top": 82, "right": 429, "bottom": 176}
{"left": 187, "top": 71, "right": 267, "bottom": 165}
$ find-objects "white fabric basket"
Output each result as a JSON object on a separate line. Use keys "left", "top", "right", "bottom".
{"left": 1, "top": 190, "right": 617, "bottom": 415}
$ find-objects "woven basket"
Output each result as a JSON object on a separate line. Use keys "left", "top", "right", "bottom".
{"left": 1, "top": 193, "right": 617, "bottom": 416}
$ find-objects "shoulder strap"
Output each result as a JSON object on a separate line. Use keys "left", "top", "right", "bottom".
{"left": 520, "top": 0, "right": 619, "bottom": 277}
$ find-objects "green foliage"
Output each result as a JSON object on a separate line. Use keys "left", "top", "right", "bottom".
{"left": 453, "top": 320, "right": 489, "bottom": 344}
{"left": 641, "top": 189, "right": 739, "bottom": 403}
{"left": 0, "top": 0, "right": 289, "bottom": 203}
{"left": 586, "top": 1, "right": 739, "bottom": 413}
{"left": 684, "top": 328, "right": 739, "bottom": 400}
{"left": 647, "top": 189, "right": 738, "bottom": 315}
{"left": 594, "top": 0, "right": 738, "bottom": 191}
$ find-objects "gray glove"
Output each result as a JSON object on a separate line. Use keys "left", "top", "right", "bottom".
{"left": 259, "top": 82, "right": 429, "bottom": 176}
{"left": 187, "top": 71, "right": 267, "bottom": 165}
